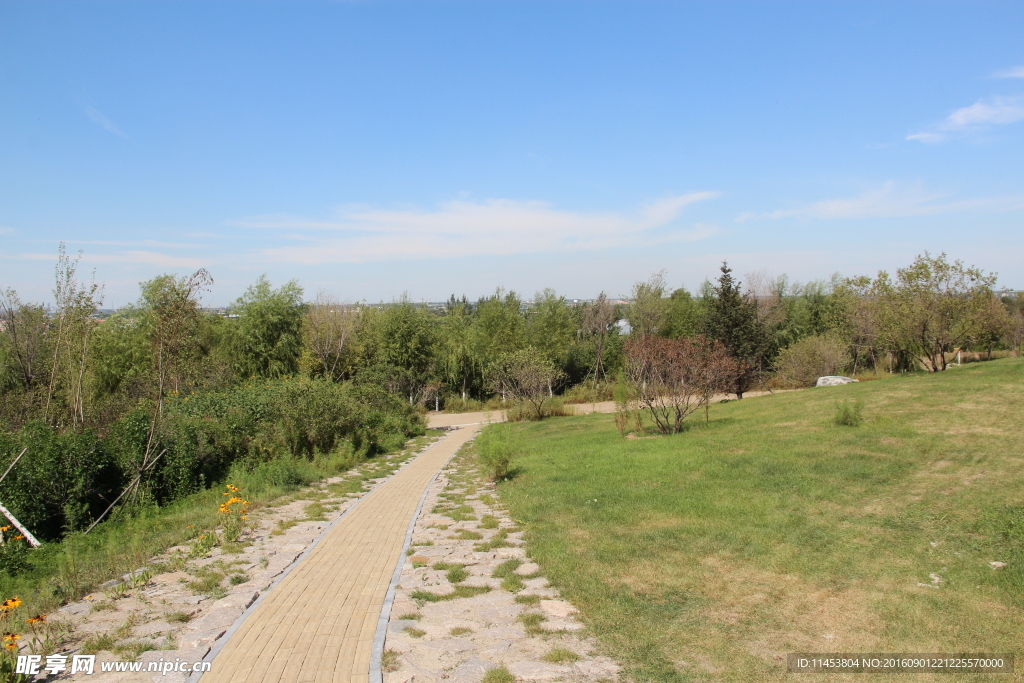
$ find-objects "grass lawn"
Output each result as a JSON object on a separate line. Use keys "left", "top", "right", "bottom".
{"left": 494, "top": 358, "right": 1024, "bottom": 682}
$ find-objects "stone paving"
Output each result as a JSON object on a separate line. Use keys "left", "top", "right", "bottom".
{"left": 49, "top": 432, "right": 446, "bottom": 683}
{"left": 42, "top": 413, "right": 621, "bottom": 683}
{"left": 381, "top": 444, "right": 620, "bottom": 683}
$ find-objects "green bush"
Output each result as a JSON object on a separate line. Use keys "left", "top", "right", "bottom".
{"left": 833, "top": 399, "right": 864, "bottom": 427}
{"left": 475, "top": 423, "right": 518, "bottom": 481}
{"left": 0, "top": 377, "right": 425, "bottom": 544}
{"left": 774, "top": 334, "right": 851, "bottom": 388}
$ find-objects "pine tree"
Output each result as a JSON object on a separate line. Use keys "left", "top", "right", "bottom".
{"left": 702, "top": 262, "right": 773, "bottom": 398}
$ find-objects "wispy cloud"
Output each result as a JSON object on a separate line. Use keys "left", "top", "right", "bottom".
{"left": 82, "top": 101, "right": 129, "bottom": 140}
{"left": 67, "top": 239, "right": 206, "bottom": 249}
{"left": 17, "top": 250, "right": 205, "bottom": 269}
{"left": 0, "top": 227, "right": 14, "bottom": 236}
{"left": 992, "top": 65, "right": 1024, "bottom": 79}
{"left": 741, "top": 181, "right": 1024, "bottom": 221}
{"left": 230, "top": 193, "right": 721, "bottom": 265}
{"left": 908, "top": 95, "right": 1024, "bottom": 143}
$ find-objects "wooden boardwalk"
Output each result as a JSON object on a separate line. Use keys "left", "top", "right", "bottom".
{"left": 200, "top": 425, "right": 481, "bottom": 683}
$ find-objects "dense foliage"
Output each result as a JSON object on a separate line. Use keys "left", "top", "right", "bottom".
{"left": 0, "top": 248, "right": 1019, "bottom": 542}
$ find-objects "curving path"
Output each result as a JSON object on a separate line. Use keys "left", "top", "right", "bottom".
{"left": 199, "top": 424, "right": 482, "bottom": 683}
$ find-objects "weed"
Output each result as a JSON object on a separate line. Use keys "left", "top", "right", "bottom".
{"left": 453, "top": 530, "right": 483, "bottom": 540}
{"left": 80, "top": 632, "right": 116, "bottom": 654}
{"left": 542, "top": 647, "right": 579, "bottom": 664}
{"left": 403, "top": 626, "right": 426, "bottom": 638}
{"left": 446, "top": 566, "right": 468, "bottom": 583}
{"left": 89, "top": 600, "right": 116, "bottom": 612}
{"left": 518, "top": 612, "right": 545, "bottom": 636}
{"left": 480, "top": 515, "right": 500, "bottom": 529}
{"left": 833, "top": 398, "right": 864, "bottom": 426}
{"left": 166, "top": 611, "right": 193, "bottom": 623}
{"left": 397, "top": 612, "right": 421, "bottom": 620}
{"left": 482, "top": 664, "right": 516, "bottom": 683}
{"left": 229, "top": 574, "right": 249, "bottom": 585}
{"left": 492, "top": 559, "right": 524, "bottom": 592}
{"left": 474, "top": 529, "right": 510, "bottom": 551}
{"left": 449, "top": 626, "right": 473, "bottom": 636}
{"left": 113, "top": 640, "right": 156, "bottom": 660}
{"left": 381, "top": 649, "right": 401, "bottom": 673}
{"left": 409, "top": 586, "right": 490, "bottom": 603}
{"left": 514, "top": 594, "right": 541, "bottom": 606}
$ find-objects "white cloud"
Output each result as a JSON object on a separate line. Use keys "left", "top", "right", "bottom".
{"left": 992, "top": 65, "right": 1024, "bottom": 79}
{"left": 908, "top": 95, "right": 1024, "bottom": 142}
{"left": 230, "top": 193, "right": 721, "bottom": 265}
{"left": 746, "top": 181, "right": 1024, "bottom": 221}
{"left": 905, "top": 131, "right": 946, "bottom": 144}
{"left": 0, "top": 227, "right": 14, "bottom": 235}
{"left": 82, "top": 101, "right": 129, "bottom": 140}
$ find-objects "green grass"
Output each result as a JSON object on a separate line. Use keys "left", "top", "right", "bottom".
{"left": 492, "top": 559, "right": 524, "bottom": 592}
{"left": 409, "top": 585, "right": 491, "bottom": 603}
{"left": 481, "top": 664, "right": 516, "bottom": 683}
{"left": 493, "top": 358, "right": 1024, "bottom": 683}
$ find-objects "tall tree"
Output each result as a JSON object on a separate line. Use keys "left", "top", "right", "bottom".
{"left": 230, "top": 275, "right": 304, "bottom": 379}
{"left": 580, "top": 292, "right": 617, "bottom": 384}
{"left": 303, "top": 291, "right": 360, "bottom": 381}
{"left": 627, "top": 272, "right": 668, "bottom": 337}
{"left": 139, "top": 269, "right": 213, "bottom": 412}
{"left": 45, "top": 245, "right": 105, "bottom": 425}
{"left": 702, "top": 262, "right": 773, "bottom": 398}
{"left": 438, "top": 299, "right": 478, "bottom": 400}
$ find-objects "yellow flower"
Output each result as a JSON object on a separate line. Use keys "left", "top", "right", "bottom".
{"left": 26, "top": 615, "right": 45, "bottom": 625}
{"left": 197, "top": 535, "right": 205, "bottom": 540}
{"left": 0, "top": 526, "right": 10, "bottom": 532}
{"left": 3, "top": 633, "right": 19, "bottom": 642}
{"left": 12, "top": 535, "right": 23, "bottom": 541}
{"left": 186, "top": 525, "right": 194, "bottom": 529}
{"left": 4, "top": 642, "right": 15, "bottom": 651}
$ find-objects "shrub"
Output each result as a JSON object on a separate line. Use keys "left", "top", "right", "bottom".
{"left": 476, "top": 423, "right": 518, "bottom": 481}
{"left": 775, "top": 334, "right": 851, "bottom": 388}
{"left": 833, "top": 399, "right": 864, "bottom": 427}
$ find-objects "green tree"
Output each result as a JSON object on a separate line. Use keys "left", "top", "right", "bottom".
{"left": 44, "top": 244, "right": 105, "bottom": 425}
{"left": 626, "top": 272, "right": 667, "bottom": 337}
{"left": 472, "top": 289, "right": 526, "bottom": 396}
{"left": 871, "top": 253, "right": 997, "bottom": 371}
{"left": 139, "top": 269, "right": 213, "bottom": 411}
{"left": 358, "top": 297, "right": 438, "bottom": 403}
{"left": 230, "top": 275, "right": 305, "bottom": 379}
{"left": 486, "top": 347, "right": 565, "bottom": 420}
{"left": 526, "top": 289, "right": 575, "bottom": 392}
{"left": 702, "top": 262, "right": 774, "bottom": 398}
{"left": 438, "top": 298, "right": 479, "bottom": 400}
{"left": 662, "top": 287, "right": 703, "bottom": 338}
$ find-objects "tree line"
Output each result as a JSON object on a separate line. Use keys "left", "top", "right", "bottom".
{"left": 0, "top": 248, "right": 1019, "bottom": 538}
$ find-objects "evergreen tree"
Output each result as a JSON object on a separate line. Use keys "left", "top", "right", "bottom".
{"left": 701, "top": 262, "right": 773, "bottom": 398}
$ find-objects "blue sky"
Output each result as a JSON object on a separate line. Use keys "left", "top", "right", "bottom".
{"left": 2, "top": 1, "right": 1022, "bottom": 307}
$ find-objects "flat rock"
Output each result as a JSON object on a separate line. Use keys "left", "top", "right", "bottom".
{"left": 451, "top": 658, "right": 495, "bottom": 683}
{"left": 816, "top": 376, "right": 858, "bottom": 386}
{"left": 514, "top": 563, "right": 539, "bottom": 576}
{"left": 540, "top": 619, "right": 584, "bottom": 633}
{"left": 187, "top": 607, "right": 241, "bottom": 633}
{"left": 539, "top": 599, "right": 576, "bottom": 618}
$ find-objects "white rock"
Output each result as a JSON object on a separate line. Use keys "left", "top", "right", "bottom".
{"left": 815, "top": 376, "right": 859, "bottom": 387}
{"left": 514, "top": 562, "right": 539, "bottom": 576}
